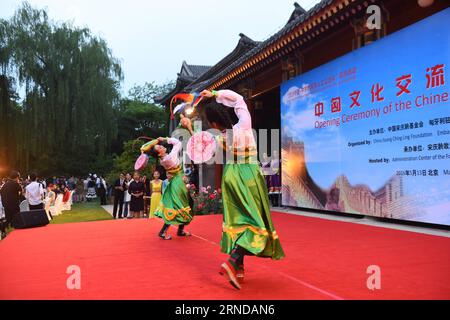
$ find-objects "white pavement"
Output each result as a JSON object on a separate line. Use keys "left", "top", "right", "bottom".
{"left": 273, "top": 207, "right": 450, "bottom": 238}
{"left": 101, "top": 205, "right": 113, "bottom": 216}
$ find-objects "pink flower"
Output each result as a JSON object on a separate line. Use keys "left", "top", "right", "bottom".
{"left": 209, "top": 194, "right": 216, "bottom": 200}
{"left": 217, "top": 188, "right": 222, "bottom": 194}
{"left": 207, "top": 185, "right": 211, "bottom": 190}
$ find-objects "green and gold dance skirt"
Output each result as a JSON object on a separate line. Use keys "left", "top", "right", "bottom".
{"left": 220, "top": 162, "right": 285, "bottom": 260}
{"left": 154, "top": 166, "right": 192, "bottom": 225}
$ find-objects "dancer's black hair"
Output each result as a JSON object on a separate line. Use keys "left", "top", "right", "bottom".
{"left": 201, "top": 100, "right": 238, "bottom": 130}
{"left": 148, "top": 140, "right": 173, "bottom": 159}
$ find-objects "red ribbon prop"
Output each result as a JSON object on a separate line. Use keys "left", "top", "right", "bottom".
{"left": 170, "top": 93, "right": 203, "bottom": 119}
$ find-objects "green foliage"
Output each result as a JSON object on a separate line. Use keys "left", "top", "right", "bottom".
{"left": 0, "top": 2, "right": 122, "bottom": 176}
{"left": 0, "top": 2, "right": 174, "bottom": 178}
{"left": 106, "top": 140, "right": 156, "bottom": 185}
{"left": 113, "top": 99, "right": 167, "bottom": 152}
{"left": 108, "top": 81, "right": 175, "bottom": 180}
{"left": 127, "top": 81, "right": 175, "bottom": 104}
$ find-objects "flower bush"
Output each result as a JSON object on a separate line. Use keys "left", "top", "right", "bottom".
{"left": 187, "top": 184, "right": 223, "bottom": 215}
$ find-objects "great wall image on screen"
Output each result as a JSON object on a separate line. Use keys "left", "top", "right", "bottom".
{"left": 281, "top": 137, "right": 427, "bottom": 222}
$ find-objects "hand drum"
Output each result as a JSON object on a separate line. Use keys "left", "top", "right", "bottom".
{"left": 186, "top": 131, "right": 217, "bottom": 164}
{"left": 134, "top": 153, "right": 149, "bottom": 171}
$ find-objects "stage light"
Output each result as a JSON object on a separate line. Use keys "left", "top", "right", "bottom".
{"left": 185, "top": 106, "right": 194, "bottom": 116}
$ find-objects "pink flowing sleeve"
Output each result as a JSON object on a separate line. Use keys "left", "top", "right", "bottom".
{"left": 215, "top": 90, "right": 252, "bottom": 130}
{"left": 167, "top": 137, "right": 182, "bottom": 155}
{"left": 161, "top": 137, "right": 182, "bottom": 169}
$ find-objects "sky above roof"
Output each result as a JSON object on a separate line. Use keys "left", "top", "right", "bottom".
{"left": 0, "top": 0, "right": 322, "bottom": 95}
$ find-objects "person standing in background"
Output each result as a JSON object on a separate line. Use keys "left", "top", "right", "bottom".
{"left": 270, "top": 150, "right": 281, "bottom": 193}
{"left": 40, "top": 178, "right": 47, "bottom": 197}
{"left": 86, "top": 175, "right": 97, "bottom": 201}
{"left": 94, "top": 174, "right": 100, "bottom": 198}
{"left": 83, "top": 176, "right": 89, "bottom": 200}
{"left": 25, "top": 173, "right": 44, "bottom": 210}
{"left": 0, "top": 189, "right": 5, "bottom": 238}
{"left": 162, "top": 173, "right": 171, "bottom": 194}
{"left": 71, "top": 178, "right": 78, "bottom": 203}
{"left": 1, "top": 178, "right": 7, "bottom": 189}
{"left": 98, "top": 176, "right": 107, "bottom": 205}
{"left": 112, "top": 173, "right": 126, "bottom": 219}
{"left": 142, "top": 174, "right": 151, "bottom": 218}
{"left": 0, "top": 171, "right": 22, "bottom": 234}
{"left": 261, "top": 152, "right": 272, "bottom": 191}
{"left": 46, "top": 184, "right": 56, "bottom": 206}
{"left": 270, "top": 150, "right": 281, "bottom": 207}
{"left": 128, "top": 171, "right": 145, "bottom": 219}
{"left": 76, "top": 177, "right": 85, "bottom": 203}
{"left": 36, "top": 177, "right": 46, "bottom": 200}
{"left": 62, "top": 185, "right": 71, "bottom": 203}
{"left": 68, "top": 176, "right": 76, "bottom": 191}
{"left": 123, "top": 173, "right": 132, "bottom": 219}
{"left": 149, "top": 170, "right": 163, "bottom": 219}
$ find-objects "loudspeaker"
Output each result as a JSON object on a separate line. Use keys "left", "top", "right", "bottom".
{"left": 12, "top": 209, "right": 49, "bottom": 229}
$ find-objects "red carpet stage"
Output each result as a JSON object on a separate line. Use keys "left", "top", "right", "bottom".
{"left": 1, "top": 212, "right": 449, "bottom": 300}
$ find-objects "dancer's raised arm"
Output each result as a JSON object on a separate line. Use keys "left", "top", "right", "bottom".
{"left": 201, "top": 89, "right": 251, "bottom": 130}
{"left": 158, "top": 137, "right": 182, "bottom": 170}
{"left": 180, "top": 114, "right": 194, "bottom": 135}
{"left": 167, "top": 137, "right": 182, "bottom": 157}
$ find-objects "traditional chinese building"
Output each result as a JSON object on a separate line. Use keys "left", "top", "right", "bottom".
{"left": 156, "top": 0, "right": 449, "bottom": 189}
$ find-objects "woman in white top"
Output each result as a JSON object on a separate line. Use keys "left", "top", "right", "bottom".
{"left": 123, "top": 173, "right": 132, "bottom": 218}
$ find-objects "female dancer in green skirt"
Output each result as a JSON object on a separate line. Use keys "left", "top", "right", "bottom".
{"left": 181, "top": 89, "right": 285, "bottom": 290}
{"left": 141, "top": 137, "right": 192, "bottom": 240}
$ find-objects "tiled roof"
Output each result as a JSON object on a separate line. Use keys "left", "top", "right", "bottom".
{"left": 157, "top": 0, "right": 336, "bottom": 102}
{"left": 195, "top": 0, "right": 334, "bottom": 91}
{"left": 155, "top": 62, "right": 211, "bottom": 103}
{"left": 184, "top": 64, "right": 212, "bottom": 78}
{"left": 185, "top": 33, "right": 260, "bottom": 92}
{"left": 287, "top": 2, "right": 308, "bottom": 24}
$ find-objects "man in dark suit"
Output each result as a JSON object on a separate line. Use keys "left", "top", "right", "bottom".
{"left": 113, "top": 173, "right": 126, "bottom": 219}
{"left": 0, "top": 171, "right": 22, "bottom": 236}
